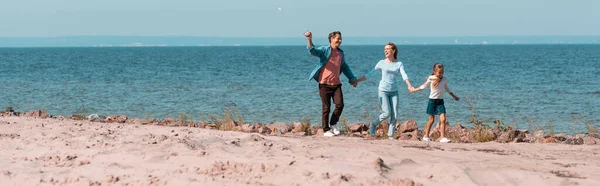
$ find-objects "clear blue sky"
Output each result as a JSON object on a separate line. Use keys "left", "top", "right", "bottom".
{"left": 1, "top": 0, "right": 598, "bottom": 37}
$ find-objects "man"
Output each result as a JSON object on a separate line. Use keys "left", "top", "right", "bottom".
{"left": 304, "top": 30, "right": 358, "bottom": 137}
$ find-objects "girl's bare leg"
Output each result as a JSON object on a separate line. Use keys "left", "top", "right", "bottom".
{"left": 440, "top": 113, "right": 447, "bottom": 138}
{"left": 424, "top": 115, "right": 435, "bottom": 138}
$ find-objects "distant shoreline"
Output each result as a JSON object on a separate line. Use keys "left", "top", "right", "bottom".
{"left": 2, "top": 43, "right": 600, "bottom": 48}
{"left": 1, "top": 35, "right": 599, "bottom": 47}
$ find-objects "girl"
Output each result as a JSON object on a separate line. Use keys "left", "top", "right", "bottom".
{"left": 411, "top": 63, "right": 460, "bottom": 143}
{"left": 353, "top": 42, "right": 414, "bottom": 140}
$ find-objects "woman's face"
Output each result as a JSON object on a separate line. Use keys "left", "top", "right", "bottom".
{"left": 384, "top": 45, "right": 395, "bottom": 58}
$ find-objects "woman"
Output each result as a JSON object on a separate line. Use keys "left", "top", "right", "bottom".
{"left": 354, "top": 42, "right": 414, "bottom": 140}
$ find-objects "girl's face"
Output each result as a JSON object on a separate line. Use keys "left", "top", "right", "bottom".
{"left": 435, "top": 69, "right": 445, "bottom": 76}
{"left": 384, "top": 45, "right": 395, "bottom": 59}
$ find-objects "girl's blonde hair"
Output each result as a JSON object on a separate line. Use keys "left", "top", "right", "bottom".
{"left": 431, "top": 63, "right": 444, "bottom": 88}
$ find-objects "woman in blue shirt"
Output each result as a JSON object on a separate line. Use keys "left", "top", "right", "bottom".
{"left": 354, "top": 42, "right": 415, "bottom": 140}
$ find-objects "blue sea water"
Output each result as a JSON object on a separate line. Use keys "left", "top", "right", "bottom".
{"left": 1, "top": 45, "right": 599, "bottom": 133}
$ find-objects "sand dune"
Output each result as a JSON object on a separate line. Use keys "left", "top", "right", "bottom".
{"left": 1, "top": 116, "right": 599, "bottom": 186}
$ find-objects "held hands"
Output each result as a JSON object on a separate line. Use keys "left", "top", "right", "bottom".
{"left": 304, "top": 30, "right": 312, "bottom": 40}
{"left": 351, "top": 76, "right": 366, "bottom": 88}
{"left": 408, "top": 86, "right": 417, "bottom": 93}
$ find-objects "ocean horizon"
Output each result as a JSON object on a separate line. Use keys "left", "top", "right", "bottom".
{"left": 1, "top": 35, "right": 600, "bottom": 47}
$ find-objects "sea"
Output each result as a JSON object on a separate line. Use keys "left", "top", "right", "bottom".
{"left": 1, "top": 45, "right": 599, "bottom": 133}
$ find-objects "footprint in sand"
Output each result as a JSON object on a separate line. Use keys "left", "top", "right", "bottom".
{"left": 374, "top": 158, "right": 391, "bottom": 174}
{"left": 242, "top": 134, "right": 266, "bottom": 142}
{"left": 399, "top": 158, "right": 417, "bottom": 165}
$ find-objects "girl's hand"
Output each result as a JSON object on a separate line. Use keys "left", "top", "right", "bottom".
{"left": 453, "top": 96, "right": 460, "bottom": 101}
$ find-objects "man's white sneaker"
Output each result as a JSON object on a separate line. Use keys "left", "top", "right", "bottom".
{"left": 331, "top": 125, "right": 341, "bottom": 136}
{"left": 439, "top": 138, "right": 451, "bottom": 143}
{"left": 389, "top": 137, "right": 397, "bottom": 141}
{"left": 323, "top": 131, "right": 335, "bottom": 137}
{"left": 422, "top": 137, "right": 432, "bottom": 142}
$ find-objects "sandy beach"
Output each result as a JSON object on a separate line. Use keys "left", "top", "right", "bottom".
{"left": 1, "top": 116, "right": 600, "bottom": 186}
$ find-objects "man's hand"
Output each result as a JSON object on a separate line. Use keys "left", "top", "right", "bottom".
{"left": 304, "top": 31, "right": 312, "bottom": 40}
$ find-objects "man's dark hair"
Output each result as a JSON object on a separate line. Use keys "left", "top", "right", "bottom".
{"left": 328, "top": 31, "right": 341, "bottom": 43}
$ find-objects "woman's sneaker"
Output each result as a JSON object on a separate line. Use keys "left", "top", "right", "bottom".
{"left": 439, "top": 138, "right": 451, "bottom": 143}
{"left": 422, "top": 137, "right": 432, "bottom": 142}
{"left": 389, "top": 137, "right": 397, "bottom": 141}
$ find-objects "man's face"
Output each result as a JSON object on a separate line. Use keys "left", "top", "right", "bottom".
{"left": 330, "top": 34, "right": 342, "bottom": 49}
